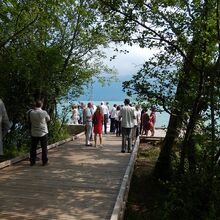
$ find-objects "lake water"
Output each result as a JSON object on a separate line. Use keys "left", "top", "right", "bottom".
{"left": 67, "top": 100, "right": 170, "bottom": 128}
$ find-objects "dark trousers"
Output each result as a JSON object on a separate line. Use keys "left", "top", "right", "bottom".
{"left": 104, "top": 114, "right": 108, "bottom": 134}
{"left": 115, "top": 120, "right": 121, "bottom": 136}
{"left": 110, "top": 118, "right": 116, "bottom": 132}
{"left": 121, "top": 127, "right": 132, "bottom": 152}
{"left": 30, "top": 134, "right": 48, "bottom": 164}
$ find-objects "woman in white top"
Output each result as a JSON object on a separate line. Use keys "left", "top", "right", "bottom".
{"left": 115, "top": 105, "right": 121, "bottom": 136}
{"left": 71, "top": 104, "right": 79, "bottom": 124}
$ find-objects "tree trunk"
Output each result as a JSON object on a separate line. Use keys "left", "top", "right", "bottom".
{"left": 154, "top": 113, "right": 181, "bottom": 179}
{"left": 179, "top": 88, "right": 205, "bottom": 174}
{"left": 153, "top": 68, "right": 190, "bottom": 179}
{"left": 187, "top": 136, "right": 196, "bottom": 173}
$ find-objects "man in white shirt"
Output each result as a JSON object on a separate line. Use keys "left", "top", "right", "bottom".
{"left": 110, "top": 104, "right": 117, "bottom": 133}
{"left": 100, "top": 101, "right": 109, "bottom": 134}
{"left": 0, "top": 98, "right": 10, "bottom": 158}
{"left": 29, "top": 100, "right": 50, "bottom": 166}
{"left": 119, "top": 99, "right": 135, "bottom": 153}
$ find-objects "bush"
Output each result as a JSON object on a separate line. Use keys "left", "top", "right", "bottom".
{"left": 163, "top": 173, "right": 220, "bottom": 220}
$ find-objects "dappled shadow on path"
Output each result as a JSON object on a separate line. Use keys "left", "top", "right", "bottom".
{"left": 0, "top": 134, "right": 130, "bottom": 220}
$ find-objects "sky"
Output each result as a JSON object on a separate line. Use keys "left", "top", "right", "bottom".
{"left": 79, "top": 44, "right": 156, "bottom": 101}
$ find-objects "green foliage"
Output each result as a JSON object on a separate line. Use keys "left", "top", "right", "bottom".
{"left": 126, "top": 143, "right": 220, "bottom": 220}
{"left": 98, "top": 0, "right": 218, "bottom": 112}
{"left": 48, "top": 120, "right": 70, "bottom": 144}
{"left": 95, "top": 1, "right": 220, "bottom": 218}
{"left": 98, "top": 0, "right": 220, "bottom": 180}
{"left": 3, "top": 126, "right": 30, "bottom": 159}
{"left": 163, "top": 173, "right": 220, "bottom": 220}
{"left": 0, "top": 0, "right": 118, "bottom": 158}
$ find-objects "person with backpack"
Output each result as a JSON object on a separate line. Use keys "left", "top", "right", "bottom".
{"left": 29, "top": 100, "right": 50, "bottom": 166}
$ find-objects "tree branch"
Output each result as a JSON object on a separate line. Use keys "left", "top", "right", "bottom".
{"left": 0, "top": 15, "right": 39, "bottom": 49}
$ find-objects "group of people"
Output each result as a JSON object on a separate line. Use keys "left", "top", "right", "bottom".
{"left": 141, "top": 106, "right": 156, "bottom": 137}
{"left": 114, "top": 99, "right": 156, "bottom": 153}
{"left": 0, "top": 97, "right": 156, "bottom": 166}
{"left": 83, "top": 102, "right": 105, "bottom": 148}
{"left": 71, "top": 99, "right": 156, "bottom": 153}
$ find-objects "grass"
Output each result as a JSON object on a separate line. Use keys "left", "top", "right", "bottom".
{"left": 124, "top": 141, "right": 170, "bottom": 220}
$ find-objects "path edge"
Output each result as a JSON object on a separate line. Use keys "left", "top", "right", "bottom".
{"left": 110, "top": 136, "right": 140, "bottom": 220}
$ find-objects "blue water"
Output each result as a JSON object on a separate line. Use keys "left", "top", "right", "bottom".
{"left": 58, "top": 100, "right": 170, "bottom": 128}
{"left": 155, "top": 111, "right": 169, "bottom": 128}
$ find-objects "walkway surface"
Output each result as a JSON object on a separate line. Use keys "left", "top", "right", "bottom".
{"left": 0, "top": 134, "right": 131, "bottom": 220}
{"left": 0, "top": 128, "right": 166, "bottom": 220}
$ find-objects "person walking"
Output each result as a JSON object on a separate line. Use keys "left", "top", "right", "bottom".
{"left": 84, "top": 102, "right": 94, "bottom": 146}
{"left": 29, "top": 100, "right": 50, "bottom": 166}
{"left": 0, "top": 98, "right": 10, "bottom": 159}
{"left": 119, "top": 98, "right": 135, "bottom": 153}
{"left": 93, "top": 106, "right": 104, "bottom": 147}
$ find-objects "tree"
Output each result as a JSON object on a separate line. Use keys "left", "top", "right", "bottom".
{"left": 0, "top": 0, "right": 116, "bottom": 150}
{"left": 97, "top": 0, "right": 220, "bottom": 178}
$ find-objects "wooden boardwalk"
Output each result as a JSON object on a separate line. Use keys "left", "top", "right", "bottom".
{"left": 0, "top": 134, "right": 131, "bottom": 220}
